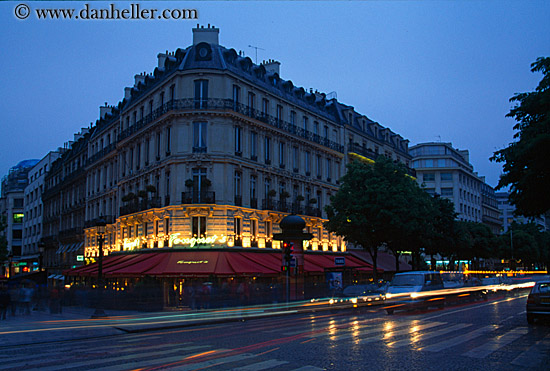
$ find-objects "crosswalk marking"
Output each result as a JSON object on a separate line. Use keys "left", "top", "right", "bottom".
{"left": 357, "top": 321, "right": 446, "bottom": 344}
{"left": 232, "top": 359, "right": 289, "bottom": 370}
{"left": 420, "top": 325, "right": 496, "bottom": 352}
{"left": 510, "top": 333, "right": 550, "bottom": 368}
{"left": 463, "top": 327, "right": 529, "bottom": 358}
{"left": 388, "top": 323, "right": 472, "bottom": 348}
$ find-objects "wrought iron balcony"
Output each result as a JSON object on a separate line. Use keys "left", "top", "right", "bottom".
{"left": 182, "top": 191, "right": 216, "bottom": 204}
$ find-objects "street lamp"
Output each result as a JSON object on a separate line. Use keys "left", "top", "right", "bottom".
{"left": 91, "top": 217, "right": 108, "bottom": 318}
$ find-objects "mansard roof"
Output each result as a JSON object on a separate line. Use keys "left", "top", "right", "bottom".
{"left": 111, "top": 35, "right": 409, "bottom": 155}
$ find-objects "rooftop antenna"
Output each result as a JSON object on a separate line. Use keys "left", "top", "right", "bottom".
{"left": 436, "top": 135, "right": 442, "bottom": 142}
{"left": 248, "top": 45, "right": 265, "bottom": 64}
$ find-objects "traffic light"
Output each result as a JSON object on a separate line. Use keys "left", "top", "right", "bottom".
{"left": 283, "top": 241, "right": 294, "bottom": 264}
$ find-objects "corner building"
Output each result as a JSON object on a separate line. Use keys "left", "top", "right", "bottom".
{"left": 78, "top": 26, "right": 411, "bottom": 299}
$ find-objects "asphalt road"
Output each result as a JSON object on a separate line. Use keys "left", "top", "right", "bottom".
{"left": 0, "top": 291, "right": 549, "bottom": 371}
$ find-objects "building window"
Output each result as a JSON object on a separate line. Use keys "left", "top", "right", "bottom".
{"left": 264, "top": 136, "right": 271, "bottom": 164}
{"left": 250, "top": 131, "right": 257, "bottom": 160}
{"left": 235, "top": 126, "right": 242, "bottom": 155}
{"left": 248, "top": 92, "right": 255, "bottom": 110}
{"left": 156, "top": 132, "right": 161, "bottom": 159}
{"left": 234, "top": 172, "right": 242, "bottom": 204}
{"left": 234, "top": 217, "right": 242, "bottom": 238}
{"left": 165, "top": 127, "right": 171, "bottom": 154}
{"left": 251, "top": 219, "right": 258, "bottom": 239}
{"left": 143, "top": 222, "right": 148, "bottom": 237}
{"left": 193, "top": 122, "right": 207, "bottom": 151}
{"left": 326, "top": 158, "right": 332, "bottom": 181}
{"left": 265, "top": 220, "right": 272, "bottom": 238}
{"left": 192, "top": 216, "right": 207, "bottom": 238}
{"left": 441, "top": 187, "right": 453, "bottom": 197}
{"left": 305, "top": 151, "right": 311, "bottom": 175}
{"left": 164, "top": 217, "right": 170, "bottom": 235}
{"left": 303, "top": 117, "right": 308, "bottom": 132}
{"left": 293, "top": 147, "right": 299, "bottom": 172}
{"left": 265, "top": 178, "right": 271, "bottom": 198}
{"left": 145, "top": 138, "right": 150, "bottom": 164}
{"left": 262, "top": 98, "right": 269, "bottom": 116}
{"left": 290, "top": 111, "right": 296, "bottom": 126}
{"left": 316, "top": 155, "right": 322, "bottom": 178}
{"left": 314, "top": 121, "right": 319, "bottom": 136}
{"left": 279, "top": 141, "right": 285, "bottom": 168}
{"left": 441, "top": 172, "right": 453, "bottom": 181}
{"left": 194, "top": 79, "right": 208, "bottom": 108}
{"left": 276, "top": 105, "right": 283, "bottom": 122}
{"left": 423, "top": 173, "right": 435, "bottom": 182}
{"left": 233, "top": 85, "right": 240, "bottom": 108}
{"left": 250, "top": 175, "right": 257, "bottom": 207}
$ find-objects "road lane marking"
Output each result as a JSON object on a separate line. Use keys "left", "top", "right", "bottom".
{"left": 22, "top": 345, "right": 212, "bottom": 370}
{"left": 423, "top": 294, "right": 527, "bottom": 321}
{"left": 420, "top": 325, "right": 497, "bottom": 352}
{"left": 463, "top": 327, "right": 529, "bottom": 358}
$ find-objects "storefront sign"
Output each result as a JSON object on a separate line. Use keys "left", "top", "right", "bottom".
{"left": 176, "top": 260, "right": 209, "bottom": 264}
{"left": 335, "top": 257, "right": 345, "bottom": 266}
{"left": 76, "top": 255, "right": 84, "bottom": 262}
{"left": 123, "top": 238, "right": 140, "bottom": 250}
{"left": 170, "top": 233, "right": 227, "bottom": 248}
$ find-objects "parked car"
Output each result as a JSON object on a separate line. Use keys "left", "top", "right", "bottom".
{"left": 526, "top": 280, "right": 550, "bottom": 324}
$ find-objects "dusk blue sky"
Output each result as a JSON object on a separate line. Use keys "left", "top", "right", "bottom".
{"left": 1, "top": 1, "right": 549, "bottom": 188}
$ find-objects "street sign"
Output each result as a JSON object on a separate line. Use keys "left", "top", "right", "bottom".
{"left": 335, "top": 257, "right": 345, "bottom": 266}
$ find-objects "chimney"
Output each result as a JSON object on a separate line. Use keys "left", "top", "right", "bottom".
{"left": 99, "top": 102, "right": 112, "bottom": 119}
{"left": 157, "top": 52, "right": 168, "bottom": 68}
{"left": 192, "top": 24, "right": 219, "bottom": 45}
{"left": 134, "top": 73, "right": 145, "bottom": 87}
{"left": 263, "top": 59, "right": 280, "bottom": 75}
{"left": 124, "top": 87, "right": 132, "bottom": 100}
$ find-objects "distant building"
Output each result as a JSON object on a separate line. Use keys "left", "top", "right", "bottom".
{"left": 410, "top": 142, "right": 484, "bottom": 223}
{"left": 496, "top": 192, "right": 547, "bottom": 232}
{"left": 42, "top": 129, "right": 90, "bottom": 279}
{"left": 0, "top": 159, "right": 39, "bottom": 277}
{"left": 21, "top": 151, "right": 62, "bottom": 273}
{"left": 480, "top": 181, "right": 502, "bottom": 235}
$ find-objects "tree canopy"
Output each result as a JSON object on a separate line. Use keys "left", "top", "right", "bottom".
{"left": 491, "top": 57, "right": 550, "bottom": 216}
{"left": 324, "top": 156, "right": 454, "bottom": 276}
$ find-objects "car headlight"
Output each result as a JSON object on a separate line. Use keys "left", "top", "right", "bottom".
{"left": 351, "top": 297, "right": 358, "bottom": 304}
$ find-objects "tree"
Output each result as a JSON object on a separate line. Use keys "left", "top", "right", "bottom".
{"left": 325, "top": 156, "right": 430, "bottom": 279}
{"left": 452, "top": 222, "right": 497, "bottom": 269}
{"left": 491, "top": 57, "right": 550, "bottom": 216}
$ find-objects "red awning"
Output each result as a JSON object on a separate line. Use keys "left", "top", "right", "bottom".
{"left": 106, "top": 253, "right": 165, "bottom": 277}
{"left": 65, "top": 249, "right": 382, "bottom": 278}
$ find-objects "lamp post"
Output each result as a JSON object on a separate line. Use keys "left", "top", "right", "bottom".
{"left": 91, "top": 217, "right": 108, "bottom": 318}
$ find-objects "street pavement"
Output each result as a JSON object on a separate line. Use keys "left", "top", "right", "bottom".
{"left": 0, "top": 301, "right": 321, "bottom": 347}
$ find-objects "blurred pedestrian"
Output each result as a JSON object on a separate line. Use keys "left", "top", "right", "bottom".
{"left": 0, "top": 285, "right": 10, "bottom": 320}
{"left": 9, "top": 285, "right": 19, "bottom": 316}
{"left": 20, "top": 284, "right": 34, "bottom": 315}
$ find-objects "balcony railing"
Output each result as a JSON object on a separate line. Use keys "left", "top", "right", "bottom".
{"left": 182, "top": 191, "right": 216, "bottom": 204}
{"left": 119, "top": 198, "right": 162, "bottom": 217}
{"left": 117, "top": 98, "right": 345, "bottom": 153}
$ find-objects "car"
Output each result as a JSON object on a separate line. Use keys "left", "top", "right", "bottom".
{"left": 526, "top": 280, "right": 550, "bottom": 324}
{"left": 385, "top": 271, "right": 445, "bottom": 314}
